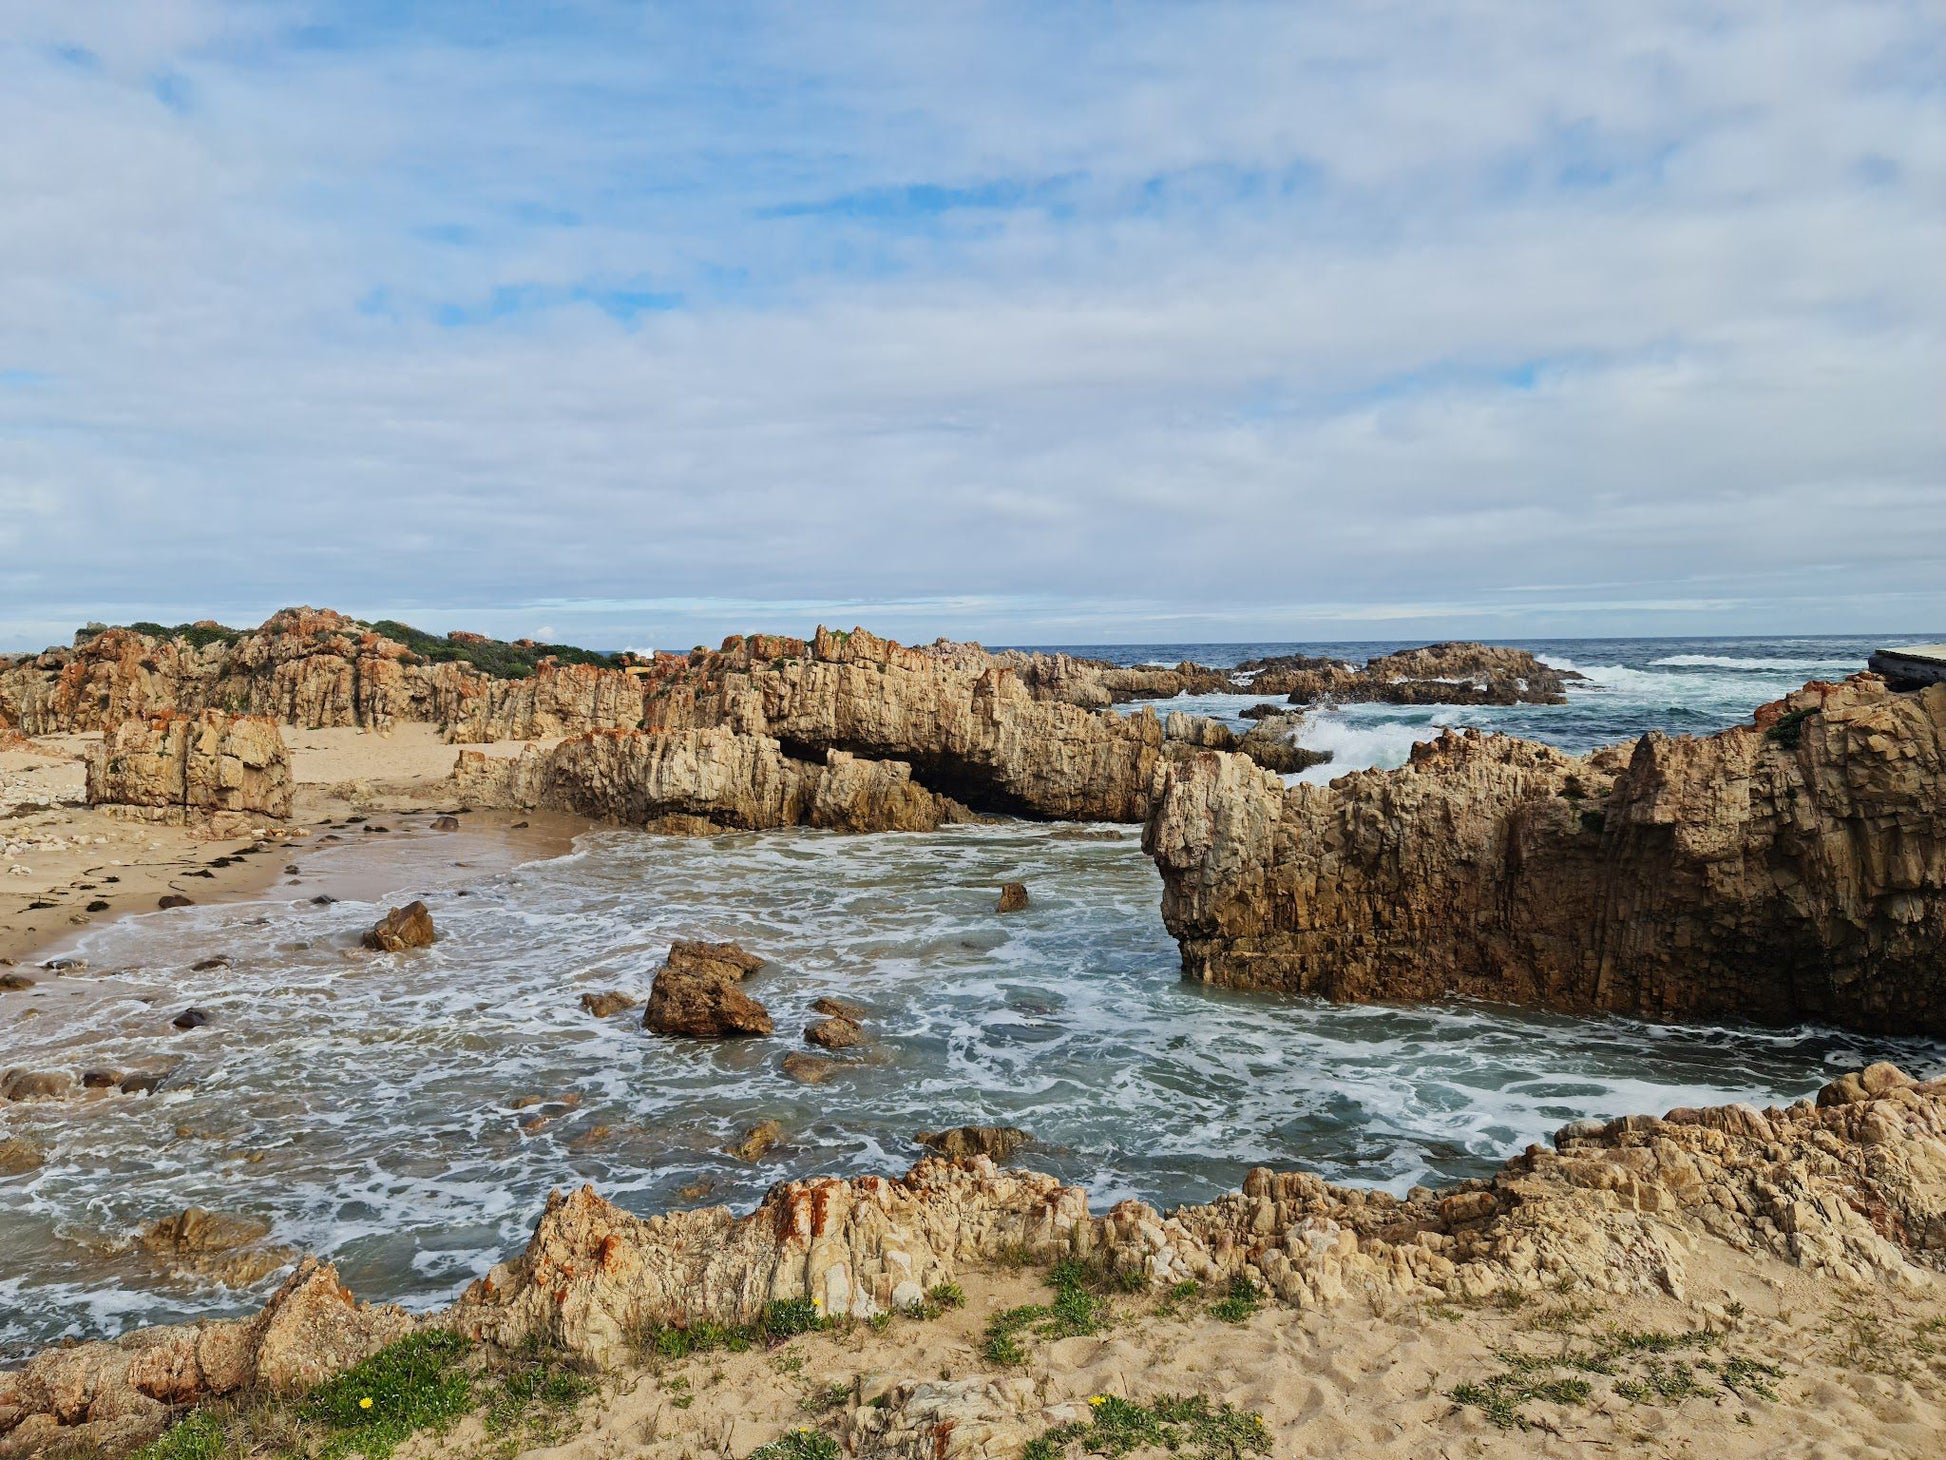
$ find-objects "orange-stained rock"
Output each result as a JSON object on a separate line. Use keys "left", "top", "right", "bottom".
{"left": 85, "top": 711, "right": 291, "bottom": 819}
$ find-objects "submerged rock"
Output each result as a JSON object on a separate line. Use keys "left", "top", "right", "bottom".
{"left": 0, "top": 1137, "right": 42, "bottom": 1176}
{"left": 136, "top": 1207, "right": 296, "bottom": 1288}
{"left": 916, "top": 1126, "right": 1030, "bottom": 1161}
{"left": 1, "top": 1070, "right": 74, "bottom": 1102}
{"left": 780, "top": 1051, "right": 836, "bottom": 1084}
{"left": 725, "top": 1119, "right": 784, "bottom": 1161}
{"left": 579, "top": 990, "right": 636, "bottom": 1019}
{"left": 361, "top": 900, "right": 436, "bottom": 952}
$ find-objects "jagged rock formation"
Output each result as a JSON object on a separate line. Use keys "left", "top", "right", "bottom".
{"left": 84, "top": 711, "right": 292, "bottom": 820}
{"left": 1238, "top": 641, "right": 1572, "bottom": 705}
{"left": 2, "top": 610, "right": 484, "bottom": 735}
{"left": 0, "top": 1259, "right": 412, "bottom": 1457}
{"left": 459, "top": 629, "right": 1190, "bottom": 826}
{"left": 1145, "top": 675, "right": 1946, "bottom": 1034}
{"left": 8, "top": 1068, "right": 1945, "bottom": 1453}
{"left": 441, "top": 1064, "right": 1946, "bottom": 1357}
{"left": 995, "top": 652, "right": 1233, "bottom": 710}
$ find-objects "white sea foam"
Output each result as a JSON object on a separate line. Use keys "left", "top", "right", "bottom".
{"left": 1649, "top": 654, "right": 1862, "bottom": 672}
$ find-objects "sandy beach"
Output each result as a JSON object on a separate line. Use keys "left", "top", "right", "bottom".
{"left": 0, "top": 725, "right": 559, "bottom": 967}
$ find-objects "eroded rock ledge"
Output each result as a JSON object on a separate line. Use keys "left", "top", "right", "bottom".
{"left": 1239, "top": 641, "right": 1573, "bottom": 705}
{"left": 1145, "top": 674, "right": 1946, "bottom": 1034}
{"left": 6, "top": 1068, "right": 1943, "bottom": 1454}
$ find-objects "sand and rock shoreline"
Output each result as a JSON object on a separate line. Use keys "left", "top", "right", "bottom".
{"left": 6, "top": 612, "right": 1946, "bottom": 1457}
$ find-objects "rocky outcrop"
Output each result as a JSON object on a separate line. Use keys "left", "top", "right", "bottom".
{"left": 361, "top": 901, "right": 436, "bottom": 952}
{"left": 0, "top": 1259, "right": 413, "bottom": 1457}
{"left": 1145, "top": 674, "right": 1946, "bottom": 1034}
{"left": 1238, "top": 642, "right": 1571, "bottom": 706}
{"left": 455, "top": 627, "right": 1206, "bottom": 828}
{"left": 85, "top": 712, "right": 292, "bottom": 820}
{"left": 997, "top": 653, "right": 1233, "bottom": 710}
{"left": 455, "top": 729, "right": 976, "bottom": 835}
{"left": 1234, "top": 712, "right": 1331, "bottom": 775}
{"left": 10, "top": 1067, "right": 1946, "bottom": 1451}
{"left": 447, "top": 1066, "right": 1946, "bottom": 1368}
{"left": 636, "top": 628, "right": 1177, "bottom": 822}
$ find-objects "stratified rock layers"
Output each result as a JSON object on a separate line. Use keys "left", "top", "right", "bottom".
{"left": 84, "top": 712, "right": 293, "bottom": 819}
{"left": 1145, "top": 676, "right": 1946, "bottom": 1034}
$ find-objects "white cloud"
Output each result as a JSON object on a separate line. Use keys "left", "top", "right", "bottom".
{"left": 0, "top": 1, "right": 1941, "bottom": 648}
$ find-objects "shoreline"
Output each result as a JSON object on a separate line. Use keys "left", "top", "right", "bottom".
{"left": 1, "top": 725, "right": 573, "bottom": 971}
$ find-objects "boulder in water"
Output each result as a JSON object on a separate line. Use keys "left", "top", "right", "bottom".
{"left": 361, "top": 900, "right": 436, "bottom": 952}
{"left": 810, "top": 994, "right": 867, "bottom": 1021}
{"left": 644, "top": 940, "right": 772, "bottom": 1038}
{"left": 805, "top": 1015, "right": 865, "bottom": 1049}
{"left": 172, "top": 1008, "right": 213, "bottom": 1030}
{"left": 779, "top": 1052, "right": 835, "bottom": 1084}
{"left": 995, "top": 882, "right": 1029, "bottom": 913}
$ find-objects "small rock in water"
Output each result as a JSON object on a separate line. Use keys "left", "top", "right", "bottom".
{"left": 120, "top": 1070, "right": 169, "bottom": 1095}
{"left": 995, "top": 882, "right": 1029, "bottom": 913}
{"left": 579, "top": 990, "right": 636, "bottom": 1019}
{"left": 43, "top": 958, "right": 86, "bottom": 972}
{"left": 568, "top": 1124, "right": 613, "bottom": 1151}
{"left": 805, "top": 1015, "right": 865, "bottom": 1049}
{"left": 725, "top": 1119, "right": 784, "bottom": 1161}
{"left": 0, "top": 1136, "right": 43, "bottom": 1175}
{"left": 675, "top": 1178, "right": 715, "bottom": 1202}
{"left": 81, "top": 1068, "right": 125, "bottom": 1089}
{"left": 430, "top": 816, "right": 460, "bottom": 831}
{"left": 158, "top": 894, "right": 194, "bottom": 909}
{"left": 780, "top": 1052, "right": 836, "bottom": 1085}
{"left": 0, "top": 973, "right": 33, "bottom": 991}
{"left": 361, "top": 900, "right": 436, "bottom": 952}
{"left": 85, "top": 899, "right": 110, "bottom": 912}
{"left": 509, "top": 820, "right": 529, "bottom": 829}
{"left": 172, "top": 1008, "right": 213, "bottom": 1030}
{"left": 310, "top": 894, "right": 336, "bottom": 905}
{"left": 810, "top": 995, "right": 866, "bottom": 1021}
{"left": 190, "top": 956, "right": 230, "bottom": 972}
{"left": 916, "top": 1125, "right": 1030, "bottom": 1161}
{"left": 283, "top": 865, "right": 300, "bottom": 875}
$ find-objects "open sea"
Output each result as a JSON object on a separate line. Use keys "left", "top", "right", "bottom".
{"left": 3, "top": 633, "right": 1943, "bottom": 1354}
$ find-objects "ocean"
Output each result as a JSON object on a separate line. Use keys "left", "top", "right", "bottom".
{"left": 2, "top": 633, "right": 1942, "bottom": 1354}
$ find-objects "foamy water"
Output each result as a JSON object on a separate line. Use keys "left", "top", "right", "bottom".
{"left": 2, "top": 633, "right": 1942, "bottom": 1353}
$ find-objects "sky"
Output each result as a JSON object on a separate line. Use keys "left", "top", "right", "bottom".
{"left": 1, "top": 1, "right": 1942, "bottom": 652}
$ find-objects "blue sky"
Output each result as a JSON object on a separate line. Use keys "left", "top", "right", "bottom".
{"left": 1, "top": 1, "right": 1942, "bottom": 650}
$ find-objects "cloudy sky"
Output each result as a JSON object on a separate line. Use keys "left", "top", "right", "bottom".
{"left": 2, "top": 2, "right": 1941, "bottom": 650}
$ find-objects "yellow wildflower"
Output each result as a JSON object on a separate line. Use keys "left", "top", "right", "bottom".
{"left": 359, "top": 1397, "right": 373, "bottom": 1410}
{"left": 1089, "top": 1395, "right": 1108, "bottom": 1406}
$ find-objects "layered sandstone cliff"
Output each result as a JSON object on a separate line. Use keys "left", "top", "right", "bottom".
{"left": 84, "top": 711, "right": 293, "bottom": 820}
{"left": 1145, "top": 675, "right": 1946, "bottom": 1034}
{"left": 9, "top": 1066, "right": 1944, "bottom": 1454}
